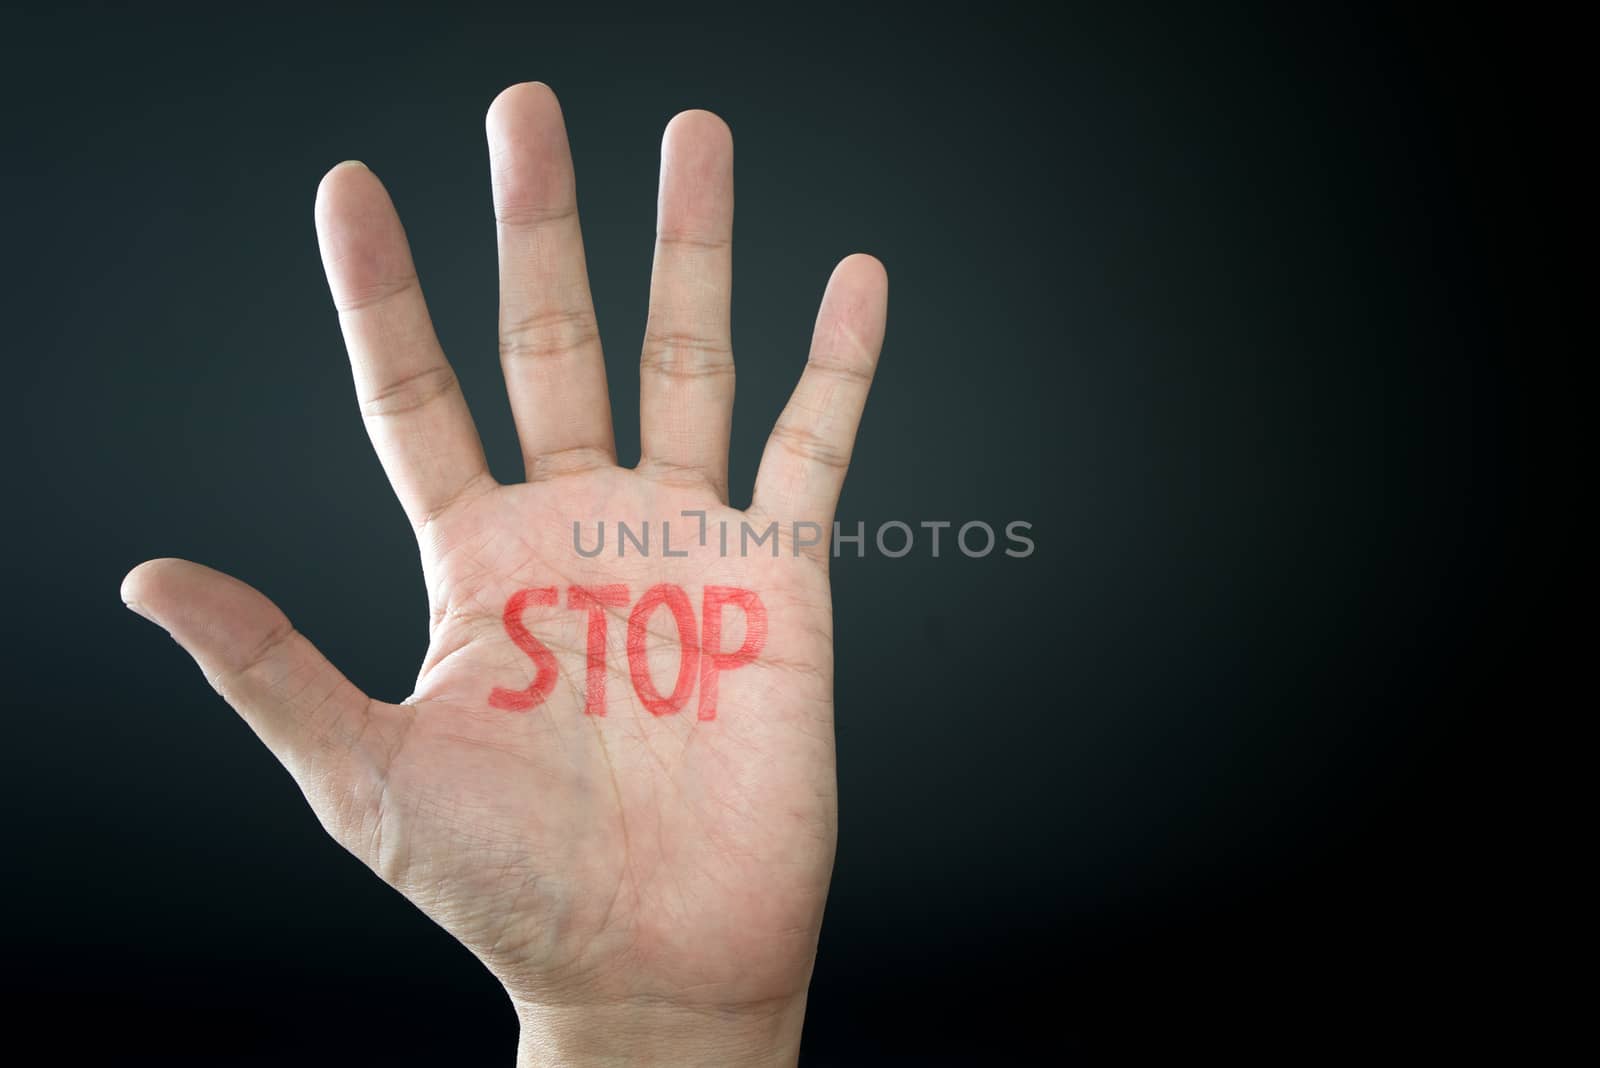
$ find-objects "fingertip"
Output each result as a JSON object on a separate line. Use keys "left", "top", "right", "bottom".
{"left": 657, "top": 110, "right": 733, "bottom": 230}
{"left": 314, "top": 159, "right": 387, "bottom": 229}
{"left": 121, "top": 559, "right": 153, "bottom": 605}
{"left": 827, "top": 254, "right": 890, "bottom": 328}
{"left": 121, "top": 556, "right": 239, "bottom": 615}
{"left": 118, "top": 559, "right": 295, "bottom": 669}
{"left": 815, "top": 254, "right": 889, "bottom": 362}
{"left": 485, "top": 82, "right": 576, "bottom": 222}
{"left": 119, "top": 561, "right": 371, "bottom": 768}
{"left": 487, "top": 80, "right": 563, "bottom": 140}
{"left": 121, "top": 557, "right": 187, "bottom": 614}
{"left": 834, "top": 252, "right": 888, "bottom": 293}
{"left": 663, "top": 109, "right": 733, "bottom": 153}
{"left": 313, "top": 163, "right": 415, "bottom": 311}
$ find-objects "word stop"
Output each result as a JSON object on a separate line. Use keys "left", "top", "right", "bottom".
{"left": 488, "top": 584, "right": 767, "bottom": 721}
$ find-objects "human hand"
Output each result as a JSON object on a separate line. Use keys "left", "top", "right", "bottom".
{"left": 120, "top": 82, "right": 887, "bottom": 1066}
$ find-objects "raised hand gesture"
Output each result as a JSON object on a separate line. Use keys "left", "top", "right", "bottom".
{"left": 121, "top": 82, "right": 887, "bottom": 1066}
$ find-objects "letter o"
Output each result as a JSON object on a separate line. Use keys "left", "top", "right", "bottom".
{"left": 876, "top": 520, "right": 914, "bottom": 558}
{"left": 958, "top": 520, "right": 996, "bottom": 558}
{"left": 627, "top": 584, "right": 700, "bottom": 716}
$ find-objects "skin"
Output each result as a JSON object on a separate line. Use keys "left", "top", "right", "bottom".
{"left": 120, "top": 83, "right": 887, "bottom": 1066}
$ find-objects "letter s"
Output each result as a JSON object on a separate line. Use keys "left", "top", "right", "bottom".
{"left": 488, "top": 587, "right": 560, "bottom": 711}
{"left": 1004, "top": 521, "right": 1035, "bottom": 558}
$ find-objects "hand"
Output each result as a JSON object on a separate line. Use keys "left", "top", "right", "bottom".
{"left": 120, "top": 83, "right": 887, "bottom": 1066}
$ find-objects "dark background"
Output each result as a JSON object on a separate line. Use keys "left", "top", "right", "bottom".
{"left": 3, "top": 1, "right": 1546, "bottom": 1062}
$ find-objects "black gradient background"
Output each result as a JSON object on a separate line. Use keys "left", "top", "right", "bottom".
{"left": 3, "top": 2, "right": 1540, "bottom": 1062}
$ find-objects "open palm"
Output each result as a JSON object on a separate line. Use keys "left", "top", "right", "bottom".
{"left": 121, "top": 83, "right": 887, "bottom": 1063}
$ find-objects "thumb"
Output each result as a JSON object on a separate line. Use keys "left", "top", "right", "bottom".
{"left": 121, "top": 558, "right": 376, "bottom": 786}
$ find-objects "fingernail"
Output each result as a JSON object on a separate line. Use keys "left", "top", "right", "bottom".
{"left": 123, "top": 600, "right": 157, "bottom": 625}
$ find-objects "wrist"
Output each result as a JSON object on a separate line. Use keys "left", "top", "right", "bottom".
{"left": 512, "top": 994, "right": 807, "bottom": 1068}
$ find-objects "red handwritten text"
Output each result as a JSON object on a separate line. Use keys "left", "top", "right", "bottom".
{"left": 487, "top": 587, "right": 560, "bottom": 711}
{"left": 491, "top": 584, "right": 766, "bottom": 721}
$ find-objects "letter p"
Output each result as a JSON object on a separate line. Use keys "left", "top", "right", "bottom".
{"left": 698, "top": 586, "right": 767, "bottom": 721}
